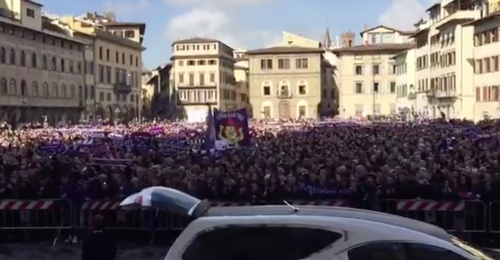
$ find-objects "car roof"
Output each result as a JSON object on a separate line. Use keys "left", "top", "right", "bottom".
{"left": 206, "top": 205, "right": 450, "bottom": 241}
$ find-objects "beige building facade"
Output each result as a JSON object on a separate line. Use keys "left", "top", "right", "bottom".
{"left": 412, "top": 0, "right": 479, "bottom": 120}
{"left": 59, "top": 12, "right": 145, "bottom": 121}
{"left": 0, "top": 0, "right": 87, "bottom": 125}
{"left": 247, "top": 46, "right": 325, "bottom": 119}
{"left": 170, "top": 37, "right": 238, "bottom": 122}
{"left": 234, "top": 48, "right": 250, "bottom": 113}
{"left": 141, "top": 64, "right": 174, "bottom": 118}
{"left": 468, "top": 0, "right": 500, "bottom": 119}
{"left": 393, "top": 49, "right": 417, "bottom": 114}
{"left": 405, "top": 0, "right": 500, "bottom": 121}
{"left": 334, "top": 26, "right": 414, "bottom": 117}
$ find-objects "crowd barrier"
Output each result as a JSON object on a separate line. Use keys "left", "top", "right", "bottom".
{"left": 0, "top": 198, "right": 498, "bottom": 237}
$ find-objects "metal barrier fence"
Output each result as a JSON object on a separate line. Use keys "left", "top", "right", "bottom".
{"left": 0, "top": 199, "right": 73, "bottom": 230}
{"left": 0, "top": 198, "right": 499, "bottom": 236}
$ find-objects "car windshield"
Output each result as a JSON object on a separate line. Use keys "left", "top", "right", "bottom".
{"left": 451, "top": 236, "right": 494, "bottom": 260}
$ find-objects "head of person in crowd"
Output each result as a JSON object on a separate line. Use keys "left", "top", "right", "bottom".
{"left": 91, "top": 214, "right": 105, "bottom": 232}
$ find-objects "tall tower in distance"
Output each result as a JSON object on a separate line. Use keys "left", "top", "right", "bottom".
{"left": 340, "top": 31, "right": 355, "bottom": 47}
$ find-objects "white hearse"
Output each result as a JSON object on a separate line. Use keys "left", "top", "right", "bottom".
{"left": 120, "top": 187, "right": 493, "bottom": 260}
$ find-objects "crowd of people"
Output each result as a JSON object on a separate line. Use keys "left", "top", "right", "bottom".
{"left": 0, "top": 117, "right": 499, "bottom": 206}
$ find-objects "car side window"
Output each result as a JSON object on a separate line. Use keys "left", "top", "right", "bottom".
{"left": 348, "top": 242, "right": 407, "bottom": 260}
{"left": 407, "top": 243, "right": 469, "bottom": 260}
{"left": 182, "top": 226, "right": 342, "bottom": 260}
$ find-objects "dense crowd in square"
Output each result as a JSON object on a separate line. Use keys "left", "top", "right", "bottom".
{"left": 0, "top": 117, "right": 498, "bottom": 206}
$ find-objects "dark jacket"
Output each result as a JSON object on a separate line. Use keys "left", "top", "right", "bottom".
{"left": 81, "top": 231, "right": 117, "bottom": 260}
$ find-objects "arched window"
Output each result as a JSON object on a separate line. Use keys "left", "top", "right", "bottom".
{"left": 31, "top": 53, "right": 37, "bottom": 68}
{"left": 9, "top": 48, "right": 15, "bottom": 64}
{"left": 279, "top": 80, "right": 290, "bottom": 97}
{"left": 52, "top": 83, "right": 58, "bottom": 97}
{"left": 51, "top": 57, "right": 56, "bottom": 70}
{"left": 61, "top": 84, "right": 67, "bottom": 98}
{"left": 0, "top": 78, "right": 7, "bottom": 94}
{"left": 32, "top": 81, "right": 39, "bottom": 96}
{"left": 262, "top": 81, "right": 272, "bottom": 96}
{"left": 9, "top": 79, "right": 17, "bottom": 95}
{"left": 42, "top": 82, "right": 49, "bottom": 97}
{"left": 0, "top": 47, "right": 5, "bottom": 63}
{"left": 297, "top": 80, "right": 308, "bottom": 95}
{"left": 20, "top": 51, "right": 25, "bottom": 66}
{"left": 42, "top": 55, "right": 47, "bottom": 69}
{"left": 60, "top": 59, "right": 65, "bottom": 72}
{"left": 20, "top": 79, "right": 27, "bottom": 96}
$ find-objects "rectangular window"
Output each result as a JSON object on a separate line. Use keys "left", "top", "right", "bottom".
{"left": 390, "top": 82, "right": 396, "bottom": 93}
{"left": 26, "top": 8, "right": 35, "bottom": 18}
{"left": 295, "top": 58, "right": 308, "bottom": 69}
{"left": 260, "top": 59, "right": 273, "bottom": 69}
{"left": 372, "top": 64, "right": 380, "bottom": 75}
{"left": 188, "top": 74, "right": 194, "bottom": 85}
{"left": 278, "top": 58, "right": 290, "bottom": 69}
{"left": 355, "top": 65, "right": 363, "bottom": 75}
{"left": 263, "top": 86, "right": 271, "bottom": 96}
{"left": 125, "top": 30, "right": 135, "bottom": 38}
{"left": 373, "top": 82, "right": 379, "bottom": 93}
{"left": 355, "top": 82, "right": 363, "bottom": 94}
{"left": 199, "top": 74, "right": 205, "bottom": 85}
{"left": 298, "top": 85, "right": 307, "bottom": 95}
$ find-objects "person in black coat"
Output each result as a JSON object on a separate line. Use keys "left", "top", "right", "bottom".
{"left": 81, "top": 214, "right": 117, "bottom": 260}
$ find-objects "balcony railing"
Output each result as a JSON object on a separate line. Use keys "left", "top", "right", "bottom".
{"left": 114, "top": 83, "right": 132, "bottom": 93}
{"left": 277, "top": 91, "right": 293, "bottom": 99}
{"left": 426, "top": 89, "right": 436, "bottom": 97}
{"left": 436, "top": 89, "right": 457, "bottom": 98}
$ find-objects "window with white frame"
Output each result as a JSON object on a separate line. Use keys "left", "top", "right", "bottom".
{"left": 297, "top": 80, "right": 307, "bottom": 95}
{"left": 262, "top": 81, "right": 272, "bottom": 96}
{"left": 179, "top": 90, "right": 188, "bottom": 101}
{"left": 279, "top": 80, "right": 290, "bottom": 97}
